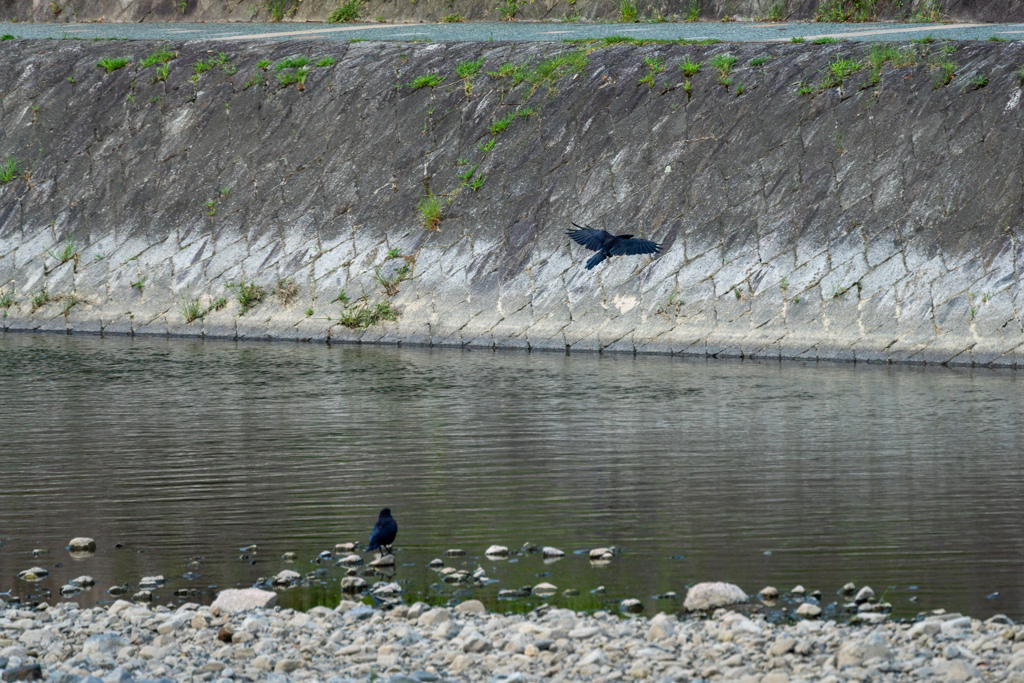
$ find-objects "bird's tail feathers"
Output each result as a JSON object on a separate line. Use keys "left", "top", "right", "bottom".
{"left": 586, "top": 252, "right": 606, "bottom": 270}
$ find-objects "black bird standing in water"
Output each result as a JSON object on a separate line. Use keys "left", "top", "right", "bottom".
{"left": 366, "top": 508, "right": 398, "bottom": 557}
{"left": 566, "top": 222, "right": 662, "bottom": 270}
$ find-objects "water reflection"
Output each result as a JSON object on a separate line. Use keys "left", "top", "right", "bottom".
{"left": 0, "top": 332, "right": 1021, "bottom": 619}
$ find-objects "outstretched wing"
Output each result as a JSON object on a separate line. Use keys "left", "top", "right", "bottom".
{"left": 566, "top": 223, "right": 613, "bottom": 252}
{"left": 610, "top": 237, "right": 661, "bottom": 257}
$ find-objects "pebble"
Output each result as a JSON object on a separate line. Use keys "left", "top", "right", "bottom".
{"left": 370, "top": 581, "right": 402, "bottom": 597}
{"left": 795, "top": 602, "right": 822, "bottom": 618}
{"left": 271, "top": 569, "right": 301, "bottom": 586}
{"left": 484, "top": 545, "right": 508, "bottom": 557}
{"left": 67, "top": 537, "right": 96, "bottom": 552}
{"left": 369, "top": 553, "right": 396, "bottom": 567}
{"left": 340, "top": 576, "right": 367, "bottom": 592}
{"left": 541, "top": 546, "right": 564, "bottom": 558}
{"left": 855, "top": 585, "right": 876, "bottom": 603}
{"left": 620, "top": 598, "right": 644, "bottom": 613}
{"left": 2, "top": 586, "right": 1020, "bottom": 683}
{"left": 759, "top": 585, "right": 779, "bottom": 599}
{"left": 532, "top": 582, "right": 557, "bottom": 596}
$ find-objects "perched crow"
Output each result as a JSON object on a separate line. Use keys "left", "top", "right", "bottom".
{"left": 366, "top": 508, "right": 397, "bottom": 557}
{"left": 566, "top": 222, "right": 662, "bottom": 270}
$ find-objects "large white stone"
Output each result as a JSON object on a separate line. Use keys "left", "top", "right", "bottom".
{"left": 210, "top": 588, "right": 278, "bottom": 614}
{"left": 683, "top": 582, "right": 748, "bottom": 611}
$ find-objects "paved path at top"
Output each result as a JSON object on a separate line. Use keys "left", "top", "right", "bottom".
{"left": 2, "top": 19, "right": 1024, "bottom": 43}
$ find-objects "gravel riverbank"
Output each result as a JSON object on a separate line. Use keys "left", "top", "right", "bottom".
{"left": 3, "top": 593, "right": 1023, "bottom": 683}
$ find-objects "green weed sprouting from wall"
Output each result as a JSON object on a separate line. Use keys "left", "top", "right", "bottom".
{"left": 618, "top": 0, "right": 638, "bottom": 22}
{"left": 228, "top": 281, "right": 265, "bottom": 315}
{"left": 820, "top": 55, "right": 864, "bottom": 89}
{"left": 638, "top": 56, "right": 666, "bottom": 88}
{"left": 328, "top": 0, "right": 360, "bottom": 22}
{"left": 418, "top": 193, "right": 444, "bottom": 231}
{"left": 141, "top": 50, "right": 175, "bottom": 68}
{"left": 0, "top": 156, "right": 20, "bottom": 184}
{"left": 409, "top": 73, "right": 446, "bottom": 89}
{"left": 96, "top": 57, "right": 130, "bottom": 73}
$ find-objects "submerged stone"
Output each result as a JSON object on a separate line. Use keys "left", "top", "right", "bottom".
{"left": 16, "top": 567, "right": 49, "bottom": 581}
{"left": 272, "top": 569, "right": 301, "bottom": 586}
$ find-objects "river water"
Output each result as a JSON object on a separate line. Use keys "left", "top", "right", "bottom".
{"left": 1, "top": 332, "right": 1022, "bottom": 620}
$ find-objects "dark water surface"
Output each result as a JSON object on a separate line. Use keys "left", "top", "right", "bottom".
{"left": 1, "top": 333, "right": 1023, "bottom": 620}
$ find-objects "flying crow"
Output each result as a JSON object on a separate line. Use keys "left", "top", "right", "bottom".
{"left": 366, "top": 508, "right": 397, "bottom": 557}
{"left": 566, "top": 222, "right": 662, "bottom": 270}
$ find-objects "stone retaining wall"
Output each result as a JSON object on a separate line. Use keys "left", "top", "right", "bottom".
{"left": 1, "top": 39, "right": 1022, "bottom": 365}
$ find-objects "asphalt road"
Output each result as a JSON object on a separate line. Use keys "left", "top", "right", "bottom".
{"left": 1, "top": 18, "right": 1023, "bottom": 42}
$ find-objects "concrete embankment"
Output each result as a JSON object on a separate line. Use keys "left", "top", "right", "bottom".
{"left": 1, "top": 597, "right": 1022, "bottom": 682}
{"left": 0, "top": 39, "right": 1022, "bottom": 365}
